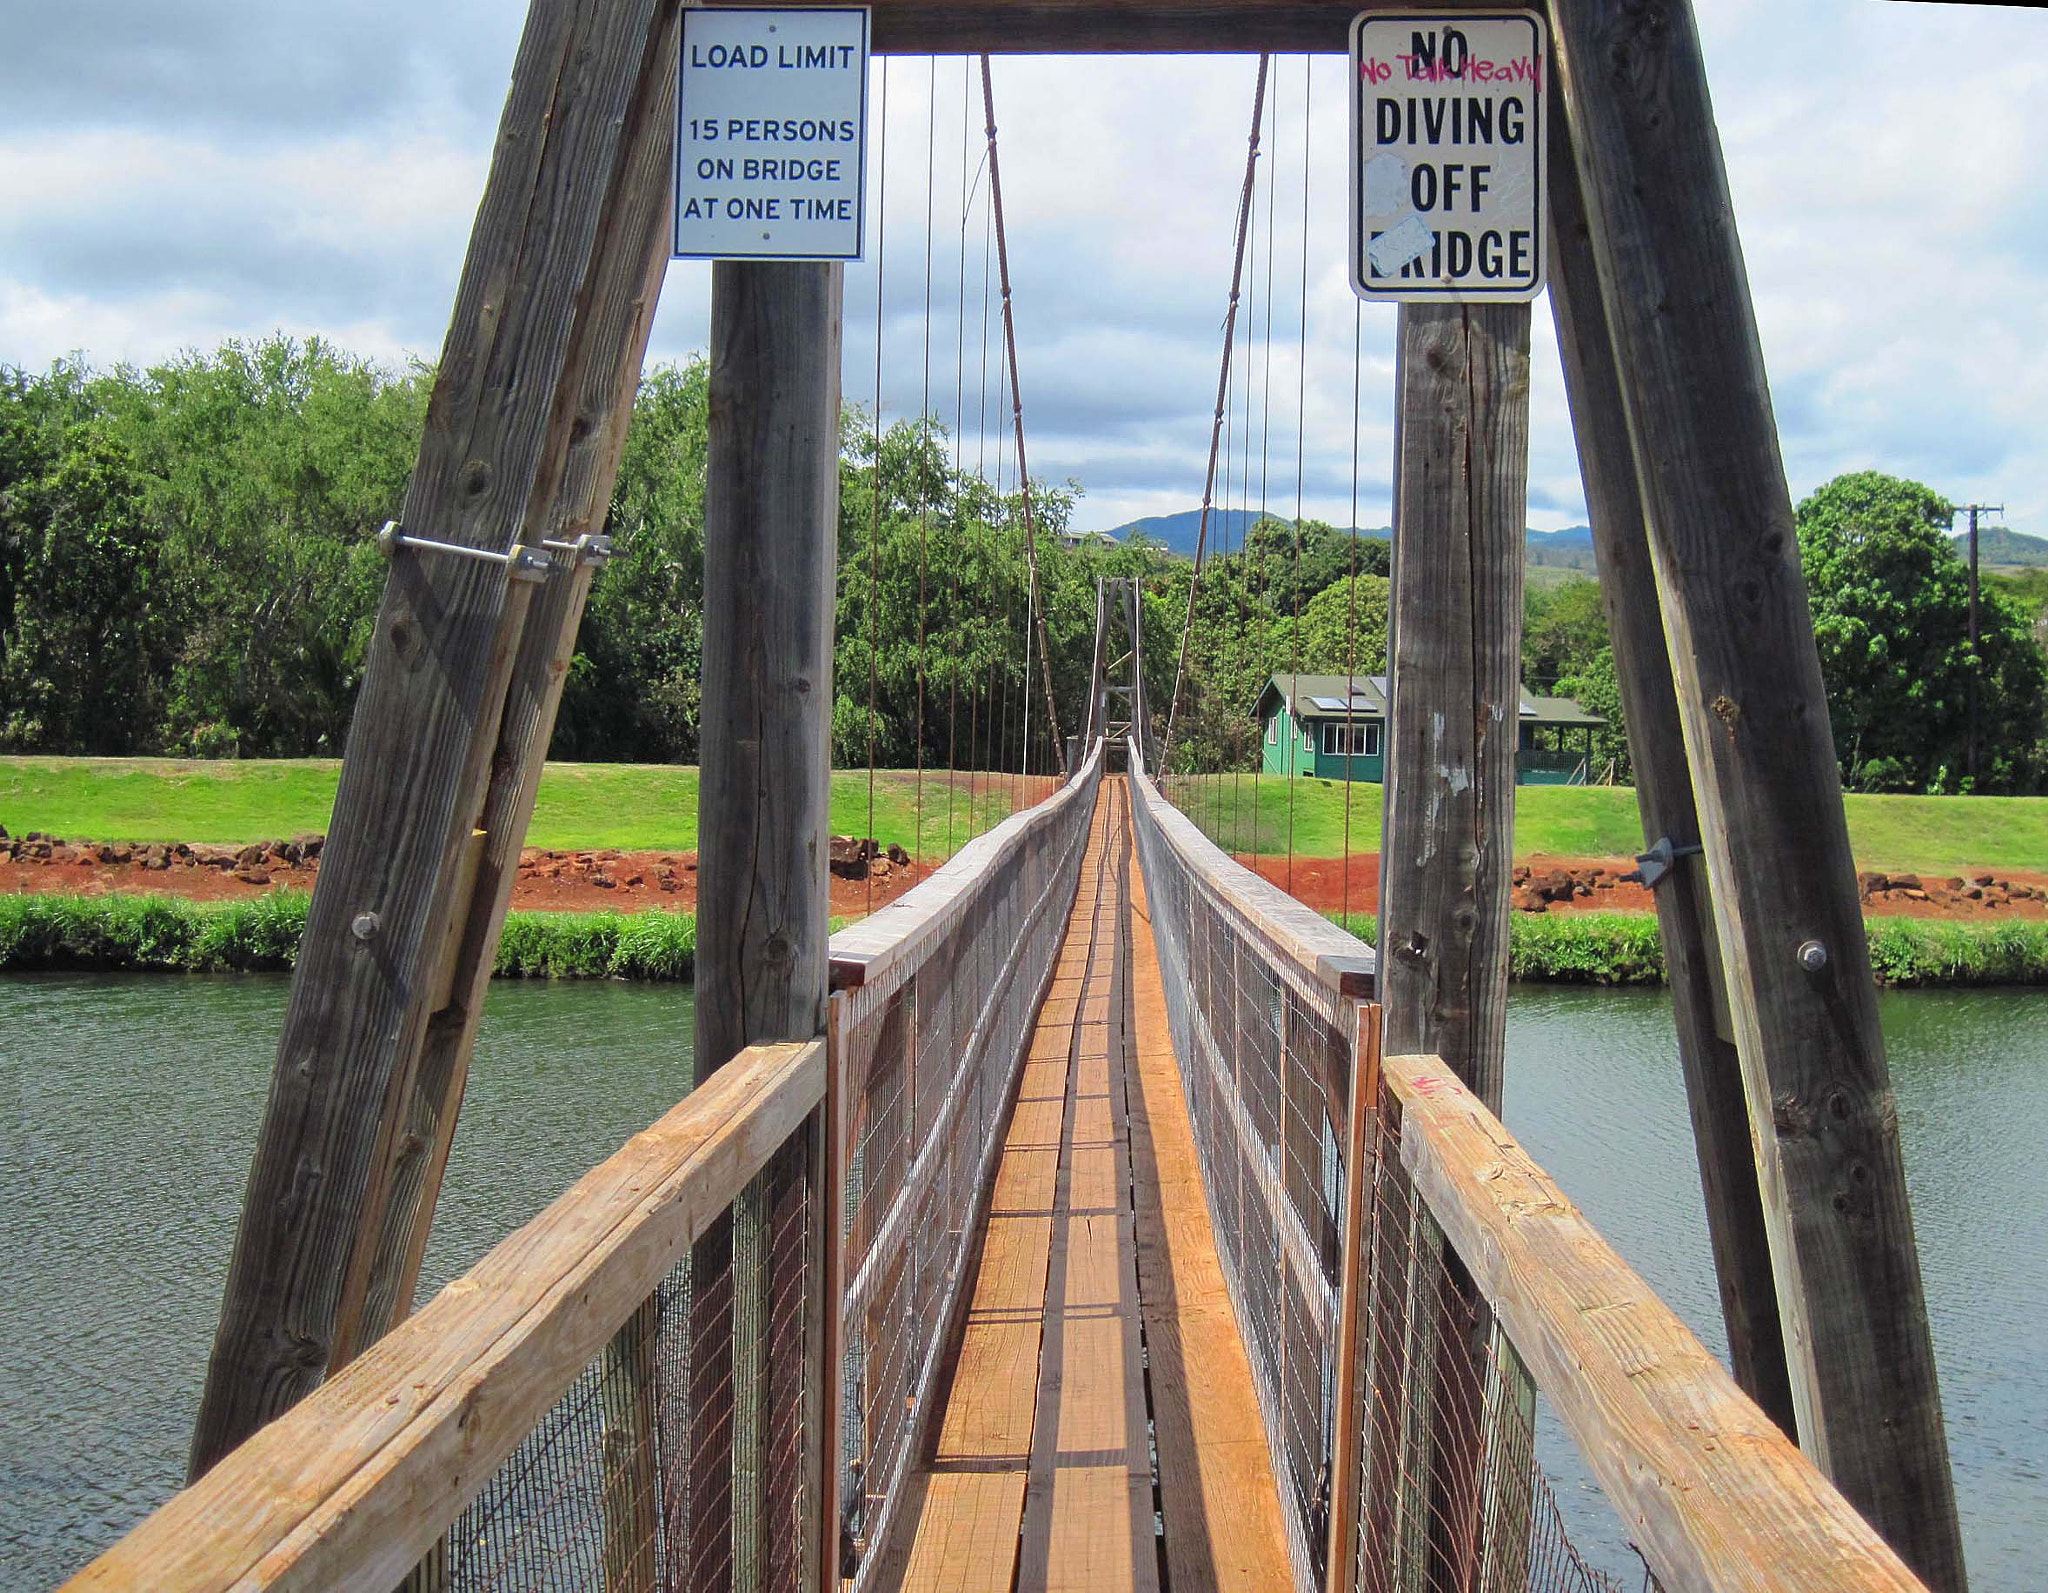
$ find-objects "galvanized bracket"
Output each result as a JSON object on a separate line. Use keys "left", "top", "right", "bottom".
{"left": 378, "top": 519, "right": 552, "bottom": 582}
{"left": 542, "top": 532, "right": 616, "bottom": 566}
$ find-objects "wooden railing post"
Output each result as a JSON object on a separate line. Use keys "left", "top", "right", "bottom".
{"left": 1324, "top": 1002, "right": 1381, "bottom": 1592}
{"left": 1550, "top": 4, "right": 1965, "bottom": 1581}
{"left": 696, "top": 255, "right": 843, "bottom": 1592}
{"left": 1379, "top": 297, "right": 1532, "bottom": 1591}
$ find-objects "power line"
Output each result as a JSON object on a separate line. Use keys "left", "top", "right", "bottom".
{"left": 1953, "top": 500, "right": 2003, "bottom": 784}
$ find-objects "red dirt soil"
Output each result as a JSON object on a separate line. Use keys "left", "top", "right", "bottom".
{"left": 1235, "top": 851, "right": 2048, "bottom": 922}
{"left": 8, "top": 843, "right": 2045, "bottom": 923}
{"left": 0, "top": 847, "right": 941, "bottom": 916}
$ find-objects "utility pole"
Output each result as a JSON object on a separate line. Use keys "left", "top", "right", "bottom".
{"left": 1955, "top": 502, "right": 2002, "bottom": 785}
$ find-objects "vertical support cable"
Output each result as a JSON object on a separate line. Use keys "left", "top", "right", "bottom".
{"left": 1284, "top": 56, "right": 1312, "bottom": 898}
{"left": 1162, "top": 54, "right": 1270, "bottom": 783}
{"left": 865, "top": 59, "right": 891, "bottom": 920}
{"left": 980, "top": 55, "right": 1066, "bottom": 777}
{"left": 915, "top": 57, "right": 938, "bottom": 870}
{"left": 1342, "top": 297, "right": 1364, "bottom": 929}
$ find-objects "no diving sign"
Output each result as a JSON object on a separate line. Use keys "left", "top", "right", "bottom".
{"left": 674, "top": 7, "right": 870, "bottom": 261}
{"left": 1349, "top": 11, "right": 1546, "bottom": 302}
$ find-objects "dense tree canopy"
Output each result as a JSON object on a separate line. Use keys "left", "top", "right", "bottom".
{"left": 5, "top": 350, "right": 2043, "bottom": 797}
{"left": 1796, "top": 471, "right": 2047, "bottom": 793}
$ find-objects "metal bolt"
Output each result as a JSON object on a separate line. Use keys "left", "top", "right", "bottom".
{"left": 1797, "top": 938, "right": 1828, "bottom": 972}
{"left": 352, "top": 912, "right": 381, "bottom": 942}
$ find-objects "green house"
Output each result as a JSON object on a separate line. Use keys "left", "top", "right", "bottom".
{"left": 1255, "top": 674, "right": 1606, "bottom": 785}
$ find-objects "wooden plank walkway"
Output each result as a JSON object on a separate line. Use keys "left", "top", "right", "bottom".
{"left": 876, "top": 777, "right": 1290, "bottom": 1593}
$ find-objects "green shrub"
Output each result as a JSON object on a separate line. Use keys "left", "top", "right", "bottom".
{"left": 1864, "top": 916, "right": 2048, "bottom": 987}
{"left": 0, "top": 892, "right": 710, "bottom": 980}
{"left": 1325, "top": 908, "right": 2048, "bottom": 987}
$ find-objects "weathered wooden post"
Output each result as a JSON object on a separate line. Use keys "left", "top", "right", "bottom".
{"left": 1379, "top": 300, "right": 1529, "bottom": 1108}
{"left": 189, "top": 0, "right": 681, "bottom": 1478}
{"left": 693, "top": 256, "right": 842, "bottom": 1591}
{"left": 1551, "top": 2, "right": 1965, "bottom": 1582}
{"left": 1377, "top": 298, "right": 1531, "bottom": 1592}
{"left": 1543, "top": 92, "right": 1795, "bottom": 1435}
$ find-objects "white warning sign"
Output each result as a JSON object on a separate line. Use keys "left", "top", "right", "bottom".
{"left": 673, "top": 7, "right": 870, "bottom": 261}
{"left": 1349, "top": 11, "right": 1547, "bottom": 302}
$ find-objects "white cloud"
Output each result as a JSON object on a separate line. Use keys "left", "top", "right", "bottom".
{"left": 4, "top": 4, "right": 2048, "bottom": 536}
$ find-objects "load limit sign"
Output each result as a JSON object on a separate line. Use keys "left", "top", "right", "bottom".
{"left": 674, "top": 6, "right": 870, "bottom": 261}
{"left": 1349, "top": 11, "right": 1546, "bottom": 302}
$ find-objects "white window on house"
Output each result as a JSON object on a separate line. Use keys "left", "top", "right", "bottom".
{"left": 1266, "top": 713, "right": 1279, "bottom": 745}
{"left": 1321, "top": 720, "right": 1381, "bottom": 758}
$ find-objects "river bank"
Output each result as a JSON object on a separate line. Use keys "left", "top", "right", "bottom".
{"left": 8, "top": 891, "right": 2048, "bottom": 986}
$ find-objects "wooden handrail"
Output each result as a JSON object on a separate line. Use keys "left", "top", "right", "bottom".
{"left": 1382, "top": 1051, "right": 1927, "bottom": 1593}
{"left": 829, "top": 736, "right": 1104, "bottom": 990}
{"left": 68, "top": 1041, "right": 826, "bottom": 1593}
{"left": 1126, "top": 751, "right": 1375, "bottom": 998}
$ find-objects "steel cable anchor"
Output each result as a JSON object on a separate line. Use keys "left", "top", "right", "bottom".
{"left": 1621, "top": 835, "right": 1705, "bottom": 890}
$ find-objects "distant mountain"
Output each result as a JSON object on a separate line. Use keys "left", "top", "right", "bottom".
{"left": 1525, "top": 525, "right": 1597, "bottom": 570}
{"left": 1103, "top": 508, "right": 1369, "bottom": 559}
{"left": 1100, "top": 509, "right": 1598, "bottom": 568}
{"left": 1953, "top": 525, "right": 2048, "bottom": 568}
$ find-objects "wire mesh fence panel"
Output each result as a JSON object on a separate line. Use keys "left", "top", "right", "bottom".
{"left": 828, "top": 744, "right": 1103, "bottom": 1586}
{"left": 1131, "top": 761, "right": 1362, "bottom": 1591}
{"left": 1130, "top": 760, "right": 1676, "bottom": 1593}
{"left": 434, "top": 1127, "right": 819, "bottom": 1593}
{"left": 1341, "top": 1090, "right": 1654, "bottom": 1593}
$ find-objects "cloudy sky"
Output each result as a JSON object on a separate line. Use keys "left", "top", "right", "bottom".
{"left": 5, "top": 1, "right": 2046, "bottom": 537}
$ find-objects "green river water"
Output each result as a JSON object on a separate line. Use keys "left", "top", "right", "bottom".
{"left": 1, "top": 975, "right": 2041, "bottom": 1586}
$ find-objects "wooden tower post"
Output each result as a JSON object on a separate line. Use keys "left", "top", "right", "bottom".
{"left": 691, "top": 256, "right": 843, "bottom": 1593}
{"left": 1378, "top": 301, "right": 1530, "bottom": 1107}
{"left": 1378, "top": 299, "right": 1532, "bottom": 1593}
{"left": 1544, "top": 96, "right": 1795, "bottom": 1436}
{"left": 695, "top": 278, "right": 841, "bottom": 1065}
{"left": 1551, "top": 2, "right": 1965, "bottom": 1582}
{"left": 188, "top": 0, "right": 681, "bottom": 1478}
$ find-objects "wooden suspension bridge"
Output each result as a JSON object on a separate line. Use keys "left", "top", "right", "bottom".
{"left": 64, "top": 1, "right": 1971, "bottom": 1591}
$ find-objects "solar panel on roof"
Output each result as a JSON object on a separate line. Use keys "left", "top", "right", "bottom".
{"left": 1311, "top": 695, "right": 1350, "bottom": 711}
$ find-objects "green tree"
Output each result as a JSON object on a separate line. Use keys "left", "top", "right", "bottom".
{"left": 1796, "top": 470, "right": 2047, "bottom": 792}
{"left": 1266, "top": 573, "right": 1390, "bottom": 678}
{"left": 552, "top": 360, "right": 712, "bottom": 762}
{"left": 1522, "top": 576, "right": 1610, "bottom": 687}
{"left": 91, "top": 335, "right": 430, "bottom": 754}
{"left": 0, "top": 407, "right": 170, "bottom": 752}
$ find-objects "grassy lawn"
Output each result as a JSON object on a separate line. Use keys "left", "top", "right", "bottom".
{"left": 1165, "top": 773, "right": 2048, "bottom": 876}
{"left": 0, "top": 757, "right": 1036, "bottom": 857}
{"left": 9, "top": 756, "right": 2045, "bottom": 876}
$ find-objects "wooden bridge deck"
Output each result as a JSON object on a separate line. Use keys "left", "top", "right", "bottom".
{"left": 876, "top": 777, "right": 1291, "bottom": 1593}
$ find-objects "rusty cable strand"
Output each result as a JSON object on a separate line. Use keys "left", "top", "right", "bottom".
{"left": 1285, "top": 56, "right": 1311, "bottom": 898}
{"left": 980, "top": 54, "right": 1065, "bottom": 779}
{"left": 915, "top": 56, "right": 937, "bottom": 869}
{"left": 946, "top": 57, "right": 973, "bottom": 857}
{"left": 865, "top": 58, "right": 891, "bottom": 918}
{"left": 1343, "top": 295, "right": 1363, "bottom": 925}
{"left": 1159, "top": 54, "right": 1271, "bottom": 780}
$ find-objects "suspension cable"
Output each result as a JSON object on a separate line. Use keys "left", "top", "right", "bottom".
{"left": 1248, "top": 66, "right": 1279, "bottom": 860}
{"left": 915, "top": 57, "right": 938, "bottom": 870}
{"left": 864, "top": 58, "right": 891, "bottom": 918}
{"left": 1160, "top": 54, "right": 1270, "bottom": 781}
{"left": 947, "top": 57, "right": 972, "bottom": 857}
{"left": 1342, "top": 295, "right": 1363, "bottom": 926}
{"left": 1285, "top": 56, "right": 1311, "bottom": 897}
{"left": 980, "top": 55, "right": 1066, "bottom": 778}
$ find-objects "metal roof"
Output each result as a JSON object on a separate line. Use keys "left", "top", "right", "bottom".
{"left": 1258, "top": 673, "right": 1603, "bottom": 727}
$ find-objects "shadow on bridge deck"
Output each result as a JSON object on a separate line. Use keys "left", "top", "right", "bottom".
{"left": 870, "top": 777, "right": 1291, "bottom": 1593}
